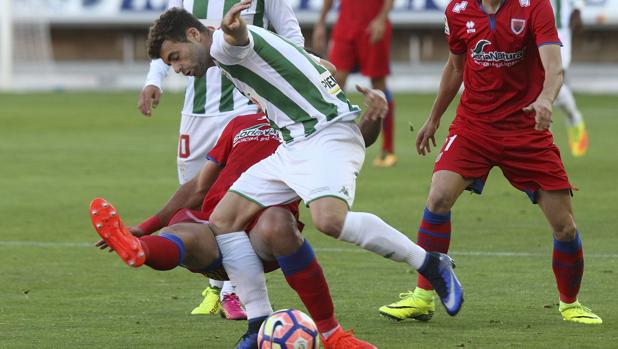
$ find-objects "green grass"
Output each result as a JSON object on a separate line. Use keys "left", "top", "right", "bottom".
{"left": 1, "top": 92, "right": 617, "bottom": 348}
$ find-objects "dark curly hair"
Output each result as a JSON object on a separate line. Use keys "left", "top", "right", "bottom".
{"left": 147, "top": 8, "right": 207, "bottom": 59}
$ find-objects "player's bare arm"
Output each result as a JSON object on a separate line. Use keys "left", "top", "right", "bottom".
{"left": 367, "top": 0, "right": 394, "bottom": 43}
{"left": 221, "top": 0, "right": 251, "bottom": 46}
{"left": 138, "top": 85, "right": 161, "bottom": 117}
{"left": 523, "top": 44, "right": 564, "bottom": 131}
{"left": 357, "top": 85, "right": 387, "bottom": 147}
{"left": 416, "top": 53, "right": 464, "bottom": 156}
{"left": 312, "top": 0, "right": 333, "bottom": 55}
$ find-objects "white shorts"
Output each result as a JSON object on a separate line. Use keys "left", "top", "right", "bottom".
{"left": 177, "top": 113, "right": 238, "bottom": 184}
{"left": 230, "top": 121, "right": 366, "bottom": 208}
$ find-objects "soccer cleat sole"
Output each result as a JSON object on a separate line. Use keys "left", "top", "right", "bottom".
{"left": 90, "top": 198, "right": 145, "bottom": 267}
{"left": 379, "top": 310, "right": 434, "bottom": 322}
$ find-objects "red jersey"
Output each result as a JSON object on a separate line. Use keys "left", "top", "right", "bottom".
{"left": 445, "top": 0, "right": 561, "bottom": 132}
{"left": 200, "top": 114, "right": 281, "bottom": 217}
{"left": 333, "top": 0, "right": 387, "bottom": 38}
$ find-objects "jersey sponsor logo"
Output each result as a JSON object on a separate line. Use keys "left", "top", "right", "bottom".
{"left": 511, "top": 19, "right": 526, "bottom": 35}
{"left": 466, "top": 20, "right": 476, "bottom": 33}
{"left": 470, "top": 39, "right": 526, "bottom": 67}
{"left": 319, "top": 71, "right": 342, "bottom": 95}
{"left": 452, "top": 1, "right": 468, "bottom": 13}
{"left": 519, "top": 0, "right": 530, "bottom": 7}
{"left": 233, "top": 123, "right": 280, "bottom": 146}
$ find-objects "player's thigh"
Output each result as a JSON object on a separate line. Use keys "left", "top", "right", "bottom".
{"left": 209, "top": 191, "right": 265, "bottom": 234}
{"left": 163, "top": 223, "right": 220, "bottom": 270}
{"left": 427, "top": 170, "right": 473, "bottom": 213}
{"left": 358, "top": 22, "right": 392, "bottom": 78}
{"left": 499, "top": 131, "right": 572, "bottom": 203}
{"left": 430, "top": 130, "right": 494, "bottom": 211}
{"left": 249, "top": 206, "right": 303, "bottom": 259}
{"left": 286, "top": 121, "right": 365, "bottom": 209}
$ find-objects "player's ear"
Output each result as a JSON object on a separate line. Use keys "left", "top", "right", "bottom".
{"left": 186, "top": 27, "right": 200, "bottom": 41}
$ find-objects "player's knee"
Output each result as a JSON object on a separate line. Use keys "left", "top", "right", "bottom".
{"left": 426, "top": 192, "right": 456, "bottom": 214}
{"left": 255, "top": 208, "right": 299, "bottom": 245}
{"left": 553, "top": 220, "right": 578, "bottom": 241}
{"left": 312, "top": 211, "right": 345, "bottom": 238}
{"left": 209, "top": 210, "right": 238, "bottom": 233}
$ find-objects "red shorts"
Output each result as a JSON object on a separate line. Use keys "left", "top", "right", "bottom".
{"left": 433, "top": 126, "right": 572, "bottom": 203}
{"left": 167, "top": 202, "right": 303, "bottom": 279}
{"left": 329, "top": 21, "right": 391, "bottom": 78}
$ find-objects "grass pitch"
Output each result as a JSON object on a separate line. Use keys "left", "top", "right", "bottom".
{"left": 1, "top": 92, "right": 617, "bottom": 348}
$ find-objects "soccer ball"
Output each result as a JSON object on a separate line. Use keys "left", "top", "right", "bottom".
{"left": 258, "top": 309, "right": 320, "bottom": 349}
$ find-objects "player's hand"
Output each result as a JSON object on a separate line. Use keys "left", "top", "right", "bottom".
{"left": 312, "top": 22, "right": 328, "bottom": 56}
{"left": 523, "top": 97, "right": 553, "bottom": 131}
{"left": 416, "top": 118, "right": 440, "bottom": 156}
{"left": 367, "top": 17, "right": 386, "bottom": 44}
{"left": 357, "top": 85, "right": 387, "bottom": 121}
{"left": 95, "top": 239, "right": 114, "bottom": 253}
{"left": 138, "top": 85, "right": 161, "bottom": 117}
{"left": 94, "top": 226, "right": 145, "bottom": 252}
{"left": 128, "top": 226, "right": 147, "bottom": 237}
{"left": 222, "top": 0, "right": 251, "bottom": 34}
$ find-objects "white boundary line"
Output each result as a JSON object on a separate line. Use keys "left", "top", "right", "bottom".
{"left": 1, "top": 240, "right": 617, "bottom": 258}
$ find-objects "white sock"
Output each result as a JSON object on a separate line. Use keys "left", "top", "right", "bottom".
{"left": 209, "top": 279, "right": 224, "bottom": 289}
{"left": 220, "top": 281, "right": 235, "bottom": 299}
{"left": 339, "top": 211, "right": 427, "bottom": 269}
{"left": 216, "top": 232, "right": 273, "bottom": 319}
{"left": 556, "top": 84, "right": 583, "bottom": 126}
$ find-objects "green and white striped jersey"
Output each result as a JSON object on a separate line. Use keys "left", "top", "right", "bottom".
{"left": 144, "top": 0, "right": 304, "bottom": 119}
{"left": 211, "top": 26, "right": 361, "bottom": 144}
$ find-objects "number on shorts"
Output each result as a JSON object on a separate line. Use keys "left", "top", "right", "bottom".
{"left": 444, "top": 135, "right": 458, "bottom": 151}
{"left": 179, "top": 134, "right": 190, "bottom": 158}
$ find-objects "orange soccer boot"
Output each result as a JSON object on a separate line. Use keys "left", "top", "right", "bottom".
{"left": 90, "top": 198, "right": 145, "bottom": 267}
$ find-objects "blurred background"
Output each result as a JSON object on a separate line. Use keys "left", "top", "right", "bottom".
{"left": 1, "top": 0, "right": 617, "bottom": 93}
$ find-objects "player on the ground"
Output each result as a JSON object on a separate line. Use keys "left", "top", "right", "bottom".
{"left": 313, "top": 0, "right": 398, "bottom": 167}
{"left": 93, "top": 105, "right": 387, "bottom": 348}
{"left": 147, "top": 3, "right": 464, "bottom": 339}
{"left": 137, "top": 0, "right": 305, "bottom": 318}
{"left": 378, "top": 0, "right": 601, "bottom": 324}
{"left": 550, "top": 0, "right": 588, "bottom": 156}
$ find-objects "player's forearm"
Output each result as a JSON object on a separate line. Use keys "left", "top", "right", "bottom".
{"left": 429, "top": 58, "right": 463, "bottom": 121}
{"left": 539, "top": 65, "right": 563, "bottom": 104}
{"left": 155, "top": 177, "right": 204, "bottom": 224}
{"left": 538, "top": 45, "right": 564, "bottom": 103}
{"left": 358, "top": 117, "right": 382, "bottom": 148}
{"left": 317, "top": 0, "right": 333, "bottom": 24}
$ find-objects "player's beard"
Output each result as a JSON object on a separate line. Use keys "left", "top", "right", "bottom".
{"left": 192, "top": 45, "right": 211, "bottom": 78}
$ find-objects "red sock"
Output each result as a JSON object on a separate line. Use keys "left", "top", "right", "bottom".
{"left": 276, "top": 241, "right": 338, "bottom": 334}
{"left": 382, "top": 92, "right": 395, "bottom": 154}
{"left": 553, "top": 233, "right": 584, "bottom": 303}
{"left": 417, "top": 208, "right": 452, "bottom": 290}
{"left": 139, "top": 234, "right": 184, "bottom": 271}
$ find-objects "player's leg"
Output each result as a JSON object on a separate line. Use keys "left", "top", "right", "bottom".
{"left": 555, "top": 29, "right": 588, "bottom": 157}
{"left": 537, "top": 190, "right": 602, "bottom": 324}
{"left": 379, "top": 130, "right": 492, "bottom": 321}
{"left": 208, "top": 191, "right": 274, "bottom": 339}
{"left": 370, "top": 77, "right": 397, "bottom": 167}
{"left": 360, "top": 22, "right": 396, "bottom": 167}
{"left": 249, "top": 206, "right": 376, "bottom": 348}
{"left": 295, "top": 122, "right": 462, "bottom": 316}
